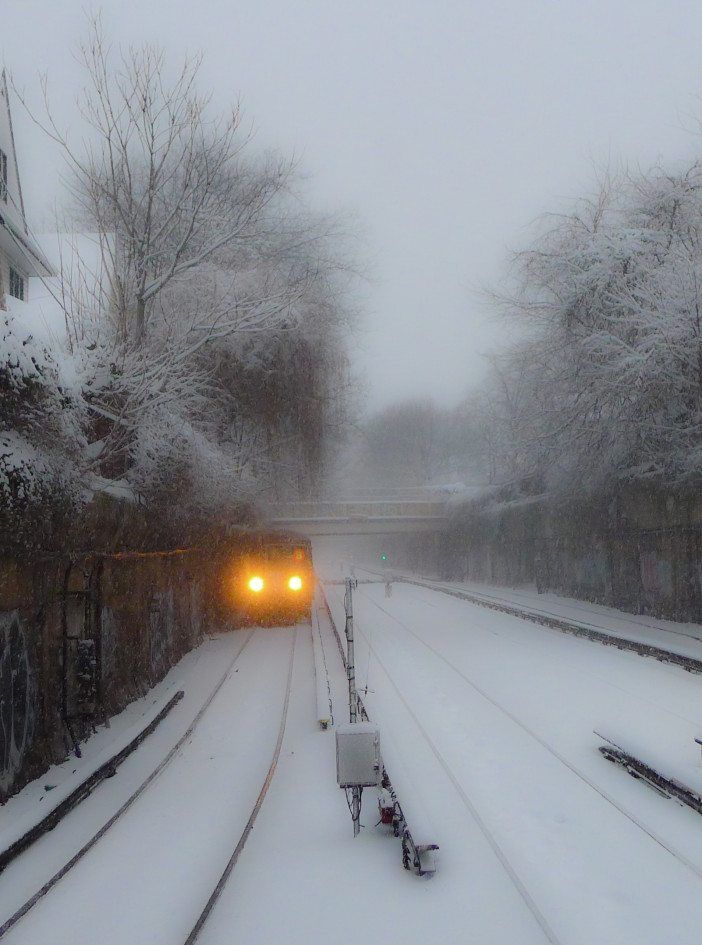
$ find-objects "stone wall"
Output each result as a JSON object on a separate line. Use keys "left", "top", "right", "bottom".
{"left": 0, "top": 548, "right": 222, "bottom": 803}
{"left": 399, "top": 486, "right": 702, "bottom": 624}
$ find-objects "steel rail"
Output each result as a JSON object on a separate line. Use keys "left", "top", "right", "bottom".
{"left": 355, "top": 587, "right": 702, "bottom": 882}
{"left": 597, "top": 732, "right": 702, "bottom": 815}
{"left": 0, "top": 630, "right": 256, "bottom": 940}
{"left": 183, "top": 627, "right": 297, "bottom": 944}
{"left": 358, "top": 568, "right": 702, "bottom": 674}
{"left": 336, "top": 587, "right": 562, "bottom": 945}
{"left": 0, "top": 690, "right": 185, "bottom": 874}
{"left": 368, "top": 578, "right": 701, "bottom": 727}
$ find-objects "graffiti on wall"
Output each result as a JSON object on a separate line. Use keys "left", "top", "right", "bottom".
{"left": 189, "top": 584, "right": 203, "bottom": 645}
{"left": 0, "top": 611, "right": 38, "bottom": 796}
{"left": 572, "top": 548, "right": 609, "bottom": 591}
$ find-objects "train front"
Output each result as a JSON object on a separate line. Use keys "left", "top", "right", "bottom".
{"left": 234, "top": 539, "right": 315, "bottom": 624}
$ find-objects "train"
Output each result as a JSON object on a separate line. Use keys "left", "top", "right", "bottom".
{"left": 228, "top": 532, "right": 315, "bottom": 625}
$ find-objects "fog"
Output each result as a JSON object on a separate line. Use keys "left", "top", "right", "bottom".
{"left": 6, "top": 11, "right": 702, "bottom": 933}
{"left": 4, "top": 1, "right": 702, "bottom": 409}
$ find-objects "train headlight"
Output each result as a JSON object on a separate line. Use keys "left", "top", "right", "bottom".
{"left": 248, "top": 576, "right": 265, "bottom": 593}
{"left": 288, "top": 575, "right": 303, "bottom": 591}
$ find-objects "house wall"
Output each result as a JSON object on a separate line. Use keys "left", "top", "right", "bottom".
{"left": 0, "top": 74, "right": 26, "bottom": 233}
{"left": 0, "top": 252, "right": 29, "bottom": 306}
{"left": 0, "top": 73, "right": 35, "bottom": 307}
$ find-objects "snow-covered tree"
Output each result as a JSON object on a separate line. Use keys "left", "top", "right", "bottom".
{"left": 471, "top": 161, "right": 702, "bottom": 493}
{"left": 5, "top": 19, "right": 358, "bottom": 532}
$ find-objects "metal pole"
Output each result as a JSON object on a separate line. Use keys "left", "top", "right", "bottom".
{"left": 344, "top": 577, "right": 361, "bottom": 836}
{"left": 344, "top": 578, "right": 358, "bottom": 724}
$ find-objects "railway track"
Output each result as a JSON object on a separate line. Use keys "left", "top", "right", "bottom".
{"left": 0, "top": 628, "right": 287, "bottom": 941}
{"left": 349, "top": 587, "right": 702, "bottom": 885}
{"left": 378, "top": 581, "right": 702, "bottom": 727}
{"left": 324, "top": 585, "right": 564, "bottom": 945}
{"left": 183, "top": 627, "right": 296, "bottom": 944}
{"left": 459, "top": 586, "right": 702, "bottom": 646}
{"left": 358, "top": 568, "right": 702, "bottom": 674}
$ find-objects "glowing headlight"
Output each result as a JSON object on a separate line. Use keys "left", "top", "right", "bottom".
{"left": 288, "top": 575, "right": 303, "bottom": 591}
{"left": 248, "top": 576, "right": 265, "bottom": 592}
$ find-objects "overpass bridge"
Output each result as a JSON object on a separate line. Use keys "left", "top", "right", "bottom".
{"left": 265, "top": 491, "right": 451, "bottom": 536}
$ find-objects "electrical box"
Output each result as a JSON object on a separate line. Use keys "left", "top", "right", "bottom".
{"left": 336, "top": 722, "right": 381, "bottom": 788}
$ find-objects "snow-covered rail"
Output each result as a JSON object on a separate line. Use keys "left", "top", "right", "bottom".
{"left": 363, "top": 570, "right": 702, "bottom": 674}
{"left": 182, "top": 628, "right": 297, "bottom": 943}
{"left": 0, "top": 689, "right": 185, "bottom": 874}
{"left": 343, "top": 590, "right": 563, "bottom": 943}
{"left": 0, "top": 630, "right": 258, "bottom": 940}
{"left": 353, "top": 585, "right": 702, "bottom": 884}
{"left": 311, "top": 610, "right": 333, "bottom": 728}
{"left": 597, "top": 732, "right": 702, "bottom": 816}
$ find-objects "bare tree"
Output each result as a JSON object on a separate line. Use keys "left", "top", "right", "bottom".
{"left": 11, "top": 18, "right": 358, "bottom": 517}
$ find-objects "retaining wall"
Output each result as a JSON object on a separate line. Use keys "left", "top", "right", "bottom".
{"left": 0, "top": 549, "right": 221, "bottom": 803}
{"left": 398, "top": 487, "right": 702, "bottom": 624}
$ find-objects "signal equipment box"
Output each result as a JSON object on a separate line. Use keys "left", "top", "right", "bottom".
{"left": 336, "top": 722, "right": 381, "bottom": 788}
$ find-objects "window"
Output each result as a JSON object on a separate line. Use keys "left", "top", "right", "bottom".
{"left": 0, "top": 149, "right": 6, "bottom": 202}
{"left": 9, "top": 268, "right": 25, "bottom": 301}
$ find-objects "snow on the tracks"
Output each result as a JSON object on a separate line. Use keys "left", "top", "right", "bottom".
{"left": 200, "top": 610, "right": 551, "bottom": 945}
{"left": 401, "top": 573, "right": 702, "bottom": 662}
{"left": 7, "top": 581, "right": 702, "bottom": 945}
{"left": 1, "top": 630, "right": 293, "bottom": 945}
{"left": 325, "top": 578, "right": 702, "bottom": 945}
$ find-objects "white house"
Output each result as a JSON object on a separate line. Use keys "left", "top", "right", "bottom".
{"left": 0, "top": 69, "right": 54, "bottom": 309}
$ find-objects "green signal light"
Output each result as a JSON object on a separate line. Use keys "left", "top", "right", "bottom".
{"left": 380, "top": 553, "right": 387, "bottom": 561}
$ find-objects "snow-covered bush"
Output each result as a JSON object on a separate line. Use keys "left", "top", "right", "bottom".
{"left": 0, "top": 307, "right": 84, "bottom": 521}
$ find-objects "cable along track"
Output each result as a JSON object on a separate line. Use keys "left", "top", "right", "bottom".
{"left": 352, "top": 587, "right": 702, "bottom": 884}
{"left": 0, "top": 630, "right": 257, "bottom": 940}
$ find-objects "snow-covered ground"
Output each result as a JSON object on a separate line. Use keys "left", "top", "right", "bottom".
{"left": 383, "top": 570, "right": 702, "bottom": 661}
{"left": 323, "top": 576, "right": 702, "bottom": 945}
{"left": 1, "top": 629, "right": 295, "bottom": 944}
{"left": 6, "top": 565, "right": 702, "bottom": 944}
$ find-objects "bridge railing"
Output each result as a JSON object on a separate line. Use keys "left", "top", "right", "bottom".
{"left": 267, "top": 499, "right": 448, "bottom": 520}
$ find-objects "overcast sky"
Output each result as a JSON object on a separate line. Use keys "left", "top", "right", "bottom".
{"left": 4, "top": 1, "right": 702, "bottom": 410}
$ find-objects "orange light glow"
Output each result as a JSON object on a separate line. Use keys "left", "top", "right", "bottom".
{"left": 248, "top": 576, "right": 265, "bottom": 592}
{"left": 288, "top": 575, "right": 303, "bottom": 591}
